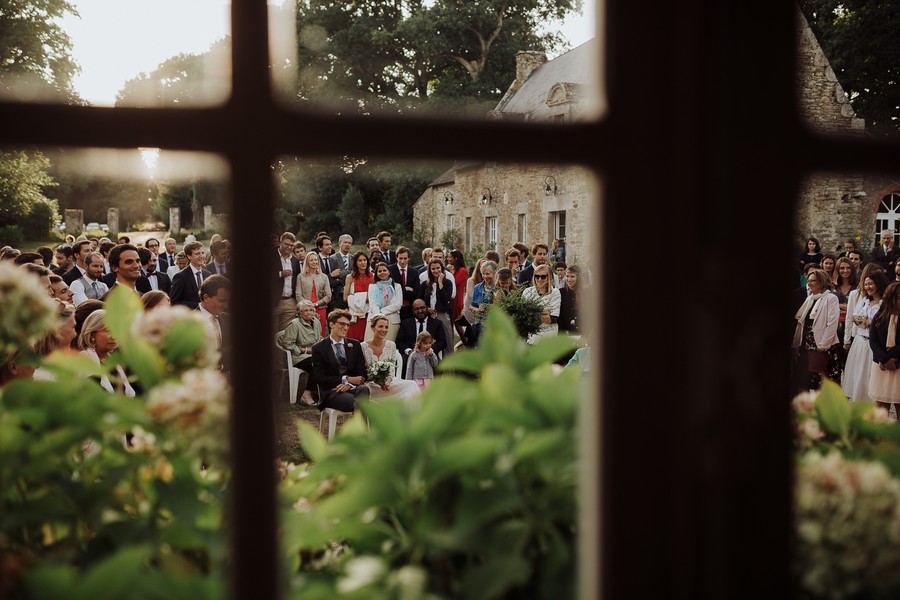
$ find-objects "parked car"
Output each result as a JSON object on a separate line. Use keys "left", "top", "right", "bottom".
{"left": 100, "top": 224, "right": 109, "bottom": 232}
{"left": 86, "top": 222, "right": 100, "bottom": 231}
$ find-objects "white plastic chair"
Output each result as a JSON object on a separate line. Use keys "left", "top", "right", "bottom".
{"left": 275, "top": 330, "right": 302, "bottom": 404}
{"left": 319, "top": 407, "right": 354, "bottom": 441}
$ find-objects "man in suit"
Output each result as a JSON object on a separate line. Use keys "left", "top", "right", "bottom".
{"left": 145, "top": 237, "right": 161, "bottom": 256}
{"left": 139, "top": 247, "right": 171, "bottom": 294}
{"left": 106, "top": 244, "right": 144, "bottom": 295}
{"left": 317, "top": 235, "right": 349, "bottom": 311}
{"left": 377, "top": 231, "right": 395, "bottom": 265}
{"left": 170, "top": 241, "right": 212, "bottom": 308}
{"left": 207, "top": 239, "right": 230, "bottom": 276}
{"left": 871, "top": 229, "right": 898, "bottom": 272}
{"left": 517, "top": 243, "right": 554, "bottom": 287}
{"left": 415, "top": 247, "right": 432, "bottom": 278}
{"left": 274, "top": 232, "right": 301, "bottom": 331}
{"left": 396, "top": 299, "right": 447, "bottom": 376}
{"left": 330, "top": 234, "right": 353, "bottom": 308}
{"left": 198, "top": 274, "right": 232, "bottom": 373}
{"left": 310, "top": 309, "right": 370, "bottom": 412}
{"left": 53, "top": 244, "right": 73, "bottom": 276}
{"left": 158, "top": 238, "right": 178, "bottom": 273}
{"left": 62, "top": 240, "right": 93, "bottom": 285}
{"left": 389, "top": 246, "right": 417, "bottom": 320}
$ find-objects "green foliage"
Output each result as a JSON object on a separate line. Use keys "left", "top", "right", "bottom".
{"left": 487, "top": 287, "right": 545, "bottom": 339}
{"left": 0, "top": 224, "right": 24, "bottom": 247}
{"left": 0, "top": 0, "right": 82, "bottom": 102}
{"left": 440, "top": 227, "right": 462, "bottom": 252}
{"left": 0, "top": 285, "right": 229, "bottom": 595}
{"left": 800, "top": 0, "right": 900, "bottom": 135}
{"left": 282, "top": 309, "right": 579, "bottom": 598}
{"left": 464, "top": 244, "right": 486, "bottom": 269}
{"left": 0, "top": 150, "right": 59, "bottom": 241}
{"left": 337, "top": 184, "right": 367, "bottom": 239}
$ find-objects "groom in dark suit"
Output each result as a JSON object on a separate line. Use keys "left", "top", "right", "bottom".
{"left": 170, "top": 241, "right": 212, "bottom": 308}
{"left": 311, "top": 309, "right": 370, "bottom": 412}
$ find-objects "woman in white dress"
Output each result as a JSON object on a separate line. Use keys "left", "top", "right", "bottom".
{"left": 361, "top": 315, "right": 420, "bottom": 405}
{"left": 522, "top": 263, "right": 561, "bottom": 344}
{"left": 842, "top": 270, "right": 889, "bottom": 401}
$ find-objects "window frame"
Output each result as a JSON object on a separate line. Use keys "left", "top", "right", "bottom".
{"left": 4, "top": 1, "right": 900, "bottom": 597}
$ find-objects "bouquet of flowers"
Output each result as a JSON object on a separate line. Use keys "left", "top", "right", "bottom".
{"left": 367, "top": 359, "right": 395, "bottom": 387}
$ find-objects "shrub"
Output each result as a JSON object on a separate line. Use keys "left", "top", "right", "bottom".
{"left": 0, "top": 224, "right": 24, "bottom": 247}
{"left": 488, "top": 287, "right": 545, "bottom": 339}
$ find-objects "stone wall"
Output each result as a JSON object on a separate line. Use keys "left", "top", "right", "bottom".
{"left": 413, "top": 162, "right": 595, "bottom": 267}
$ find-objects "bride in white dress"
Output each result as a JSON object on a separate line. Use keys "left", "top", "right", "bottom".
{"left": 361, "top": 315, "right": 420, "bottom": 406}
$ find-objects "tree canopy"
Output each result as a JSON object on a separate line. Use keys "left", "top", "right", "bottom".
{"left": 800, "top": 0, "right": 900, "bottom": 135}
{"left": 294, "top": 0, "right": 582, "bottom": 114}
{"left": 0, "top": 0, "right": 81, "bottom": 102}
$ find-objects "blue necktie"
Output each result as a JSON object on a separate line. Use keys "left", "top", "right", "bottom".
{"left": 334, "top": 342, "right": 346, "bottom": 364}
{"left": 91, "top": 282, "right": 99, "bottom": 297}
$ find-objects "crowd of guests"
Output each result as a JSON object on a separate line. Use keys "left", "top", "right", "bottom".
{"left": 272, "top": 231, "right": 588, "bottom": 412}
{"left": 793, "top": 231, "right": 900, "bottom": 419}
{"left": 1, "top": 230, "right": 589, "bottom": 416}
{"left": 0, "top": 234, "right": 232, "bottom": 391}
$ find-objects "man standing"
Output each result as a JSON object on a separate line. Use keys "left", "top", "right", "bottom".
{"left": 396, "top": 299, "right": 446, "bottom": 376}
{"left": 70, "top": 252, "right": 109, "bottom": 305}
{"left": 504, "top": 248, "right": 521, "bottom": 281}
{"left": 329, "top": 234, "right": 353, "bottom": 309}
{"left": 377, "top": 231, "right": 395, "bottom": 265}
{"left": 208, "top": 240, "right": 230, "bottom": 276}
{"left": 389, "top": 246, "right": 416, "bottom": 320}
{"left": 311, "top": 309, "right": 370, "bottom": 412}
{"left": 274, "top": 232, "right": 300, "bottom": 331}
{"left": 53, "top": 244, "right": 73, "bottom": 276}
{"left": 139, "top": 247, "right": 171, "bottom": 294}
{"left": 416, "top": 247, "right": 433, "bottom": 277}
{"left": 847, "top": 248, "right": 863, "bottom": 275}
{"left": 107, "top": 244, "right": 144, "bottom": 294}
{"left": 62, "top": 240, "right": 93, "bottom": 285}
{"left": 158, "top": 238, "right": 178, "bottom": 273}
{"left": 317, "top": 235, "right": 348, "bottom": 311}
{"left": 198, "top": 274, "right": 232, "bottom": 371}
{"left": 170, "top": 241, "right": 212, "bottom": 308}
{"left": 145, "top": 238, "right": 161, "bottom": 256}
{"left": 871, "top": 229, "right": 897, "bottom": 272}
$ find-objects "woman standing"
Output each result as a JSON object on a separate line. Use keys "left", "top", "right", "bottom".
{"left": 869, "top": 282, "right": 900, "bottom": 419}
{"left": 77, "top": 310, "right": 135, "bottom": 396}
{"left": 296, "top": 252, "right": 331, "bottom": 335}
{"left": 470, "top": 260, "right": 498, "bottom": 346}
{"left": 522, "top": 263, "right": 562, "bottom": 344}
{"left": 447, "top": 249, "right": 468, "bottom": 324}
{"left": 799, "top": 237, "right": 824, "bottom": 271}
{"left": 367, "top": 262, "right": 402, "bottom": 341}
{"left": 558, "top": 264, "right": 583, "bottom": 335}
{"left": 361, "top": 315, "right": 420, "bottom": 405}
{"left": 420, "top": 259, "right": 454, "bottom": 354}
{"left": 844, "top": 263, "right": 885, "bottom": 349}
{"left": 842, "top": 270, "right": 889, "bottom": 401}
{"left": 820, "top": 253, "right": 837, "bottom": 282}
{"left": 792, "top": 268, "right": 841, "bottom": 391}
{"left": 832, "top": 256, "right": 859, "bottom": 368}
{"left": 343, "top": 251, "right": 373, "bottom": 342}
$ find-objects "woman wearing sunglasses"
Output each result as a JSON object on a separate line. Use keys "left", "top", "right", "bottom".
{"left": 522, "top": 263, "right": 561, "bottom": 344}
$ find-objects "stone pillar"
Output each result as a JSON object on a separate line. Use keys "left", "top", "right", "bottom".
{"left": 204, "top": 205, "right": 213, "bottom": 231}
{"left": 65, "top": 209, "right": 83, "bottom": 235}
{"left": 107, "top": 208, "right": 119, "bottom": 237}
{"left": 169, "top": 207, "right": 181, "bottom": 234}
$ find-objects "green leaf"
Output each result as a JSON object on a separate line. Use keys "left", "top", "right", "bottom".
{"left": 22, "top": 565, "right": 78, "bottom": 598}
{"left": 298, "top": 419, "right": 329, "bottom": 463}
{"left": 461, "top": 552, "right": 531, "bottom": 599}
{"left": 521, "top": 335, "right": 578, "bottom": 372}
{"left": 76, "top": 544, "right": 154, "bottom": 600}
{"left": 438, "top": 348, "right": 484, "bottom": 374}
{"left": 815, "top": 379, "right": 852, "bottom": 444}
{"left": 871, "top": 441, "right": 900, "bottom": 479}
{"left": 118, "top": 337, "right": 165, "bottom": 391}
{"left": 163, "top": 318, "right": 206, "bottom": 364}
{"left": 103, "top": 286, "right": 143, "bottom": 344}
{"left": 41, "top": 351, "right": 107, "bottom": 377}
{"left": 478, "top": 308, "right": 521, "bottom": 365}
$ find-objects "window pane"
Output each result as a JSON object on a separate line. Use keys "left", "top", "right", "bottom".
{"left": 271, "top": 0, "right": 604, "bottom": 122}
{"left": 0, "top": 0, "right": 231, "bottom": 106}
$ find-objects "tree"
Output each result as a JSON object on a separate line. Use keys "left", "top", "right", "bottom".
{"left": 0, "top": 149, "right": 58, "bottom": 244}
{"left": 294, "top": 0, "right": 582, "bottom": 114}
{"left": 800, "top": 0, "right": 900, "bottom": 135}
{"left": 337, "top": 183, "right": 367, "bottom": 239}
{"left": 0, "top": 0, "right": 81, "bottom": 102}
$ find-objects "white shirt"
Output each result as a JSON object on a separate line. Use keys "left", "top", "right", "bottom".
{"left": 279, "top": 253, "right": 292, "bottom": 298}
{"left": 146, "top": 270, "right": 160, "bottom": 290}
{"left": 166, "top": 265, "right": 182, "bottom": 278}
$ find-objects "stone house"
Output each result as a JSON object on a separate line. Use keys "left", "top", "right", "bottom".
{"left": 413, "top": 18, "right": 900, "bottom": 262}
{"left": 411, "top": 40, "right": 599, "bottom": 266}
{"left": 795, "top": 11, "right": 900, "bottom": 255}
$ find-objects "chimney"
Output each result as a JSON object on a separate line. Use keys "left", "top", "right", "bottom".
{"left": 514, "top": 51, "right": 547, "bottom": 90}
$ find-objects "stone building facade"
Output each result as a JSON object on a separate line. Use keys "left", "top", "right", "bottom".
{"left": 412, "top": 40, "right": 600, "bottom": 265}
{"left": 795, "top": 11, "right": 900, "bottom": 255}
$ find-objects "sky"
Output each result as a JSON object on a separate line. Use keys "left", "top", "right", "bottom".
{"left": 61, "top": 0, "right": 596, "bottom": 106}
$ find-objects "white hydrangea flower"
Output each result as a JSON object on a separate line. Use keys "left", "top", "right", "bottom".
{"left": 0, "top": 262, "right": 58, "bottom": 355}
{"left": 133, "top": 305, "right": 220, "bottom": 369}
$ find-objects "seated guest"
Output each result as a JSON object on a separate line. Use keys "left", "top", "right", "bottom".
{"left": 310, "top": 309, "right": 370, "bottom": 412}
{"left": 281, "top": 299, "right": 323, "bottom": 404}
{"left": 396, "top": 299, "right": 446, "bottom": 375}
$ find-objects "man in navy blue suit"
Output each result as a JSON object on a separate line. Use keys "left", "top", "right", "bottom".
{"left": 139, "top": 247, "right": 171, "bottom": 294}
{"left": 310, "top": 309, "right": 370, "bottom": 412}
{"left": 170, "top": 241, "right": 212, "bottom": 308}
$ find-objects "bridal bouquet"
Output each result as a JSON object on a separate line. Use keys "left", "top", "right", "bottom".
{"left": 367, "top": 360, "right": 395, "bottom": 386}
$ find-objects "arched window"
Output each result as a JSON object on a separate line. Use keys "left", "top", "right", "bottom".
{"left": 875, "top": 192, "right": 900, "bottom": 244}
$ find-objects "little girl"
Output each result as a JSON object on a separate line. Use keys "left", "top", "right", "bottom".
{"left": 408, "top": 331, "right": 439, "bottom": 390}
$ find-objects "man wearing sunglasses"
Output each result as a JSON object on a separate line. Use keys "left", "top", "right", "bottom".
{"left": 310, "top": 309, "right": 370, "bottom": 412}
